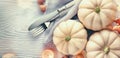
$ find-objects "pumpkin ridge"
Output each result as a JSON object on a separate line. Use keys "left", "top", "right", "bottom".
{"left": 65, "top": 21, "right": 70, "bottom": 35}
{"left": 71, "top": 39, "right": 86, "bottom": 49}
{"left": 99, "top": 12, "right": 109, "bottom": 28}
{"left": 86, "top": 8, "right": 95, "bottom": 10}
{"left": 56, "top": 41, "right": 64, "bottom": 52}
{"left": 78, "top": 8, "right": 94, "bottom": 24}
{"left": 99, "top": 0, "right": 104, "bottom": 7}
{"left": 58, "top": 25, "right": 67, "bottom": 36}
{"left": 97, "top": 0, "right": 102, "bottom": 6}
{"left": 68, "top": 20, "right": 75, "bottom": 36}
{"left": 62, "top": 42, "right": 68, "bottom": 54}
{"left": 86, "top": 41, "right": 102, "bottom": 52}
{"left": 78, "top": 8, "right": 94, "bottom": 20}
{"left": 68, "top": 42, "right": 70, "bottom": 54}
{"left": 95, "top": 52, "right": 105, "bottom": 58}
{"left": 92, "top": 33, "right": 104, "bottom": 46}
{"left": 92, "top": 13, "right": 102, "bottom": 30}
{"left": 54, "top": 35, "right": 65, "bottom": 38}
{"left": 54, "top": 38, "right": 65, "bottom": 46}
{"left": 102, "top": 5, "right": 117, "bottom": 11}
{"left": 101, "top": 2, "right": 110, "bottom": 8}
{"left": 57, "top": 40, "right": 65, "bottom": 49}
{"left": 98, "top": 13, "right": 103, "bottom": 29}
{"left": 69, "top": 40, "right": 76, "bottom": 48}
{"left": 87, "top": 50, "right": 101, "bottom": 53}
{"left": 54, "top": 27, "right": 66, "bottom": 37}
{"left": 83, "top": 10, "right": 94, "bottom": 21}
{"left": 71, "top": 29, "right": 87, "bottom": 39}
{"left": 84, "top": 12, "right": 95, "bottom": 29}
{"left": 110, "top": 50, "right": 120, "bottom": 57}
{"left": 71, "top": 28, "right": 82, "bottom": 36}
{"left": 79, "top": 7, "right": 94, "bottom": 11}
{"left": 110, "top": 51, "right": 120, "bottom": 57}
{"left": 101, "top": 2, "right": 116, "bottom": 10}
{"left": 111, "top": 48, "right": 120, "bottom": 50}
{"left": 110, "top": 37, "right": 120, "bottom": 47}
{"left": 90, "top": 39, "right": 103, "bottom": 49}
{"left": 99, "top": 12, "right": 104, "bottom": 28}
{"left": 100, "top": 0, "right": 111, "bottom": 7}
{"left": 101, "top": 9, "right": 115, "bottom": 21}
{"left": 61, "top": 40, "right": 67, "bottom": 54}
{"left": 70, "top": 40, "right": 80, "bottom": 52}
{"left": 91, "top": 12, "right": 96, "bottom": 29}
{"left": 72, "top": 37, "right": 85, "bottom": 39}
{"left": 106, "top": 30, "right": 111, "bottom": 46}
{"left": 87, "top": 50, "right": 102, "bottom": 54}
{"left": 68, "top": 41, "right": 73, "bottom": 54}
{"left": 70, "top": 23, "right": 83, "bottom": 35}
{"left": 108, "top": 33, "right": 118, "bottom": 46}
{"left": 104, "top": 9, "right": 116, "bottom": 14}
{"left": 100, "top": 31, "right": 109, "bottom": 46}
{"left": 106, "top": 31, "right": 111, "bottom": 46}
{"left": 87, "top": 51, "right": 103, "bottom": 58}
{"left": 94, "top": 52, "right": 103, "bottom": 58}
{"left": 72, "top": 41, "right": 81, "bottom": 54}
{"left": 66, "top": 42, "right": 69, "bottom": 54}
{"left": 107, "top": 31, "right": 118, "bottom": 46}
{"left": 79, "top": 2, "right": 95, "bottom": 9}
{"left": 89, "top": 0, "right": 97, "bottom": 7}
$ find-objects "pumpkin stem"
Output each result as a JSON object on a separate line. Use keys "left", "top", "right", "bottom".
{"left": 65, "top": 36, "right": 71, "bottom": 41}
{"left": 95, "top": 7, "right": 100, "bottom": 13}
{"left": 104, "top": 47, "right": 110, "bottom": 54}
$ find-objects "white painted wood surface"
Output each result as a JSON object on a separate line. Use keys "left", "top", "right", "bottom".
{"left": 0, "top": 0, "right": 72, "bottom": 57}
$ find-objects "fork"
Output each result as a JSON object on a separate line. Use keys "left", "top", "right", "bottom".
{"left": 29, "top": 8, "right": 70, "bottom": 37}
{"left": 39, "top": 0, "right": 82, "bottom": 45}
{"left": 28, "top": 1, "right": 75, "bottom": 37}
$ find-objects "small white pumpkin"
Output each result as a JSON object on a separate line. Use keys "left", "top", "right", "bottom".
{"left": 53, "top": 20, "right": 87, "bottom": 55}
{"left": 78, "top": 0, "right": 117, "bottom": 30}
{"left": 86, "top": 30, "right": 120, "bottom": 58}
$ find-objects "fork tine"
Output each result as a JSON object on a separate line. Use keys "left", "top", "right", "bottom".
{"left": 34, "top": 24, "right": 46, "bottom": 34}
{"left": 32, "top": 28, "right": 43, "bottom": 36}
{"left": 30, "top": 23, "right": 47, "bottom": 37}
{"left": 34, "top": 27, "right": 44, "bottom": 36}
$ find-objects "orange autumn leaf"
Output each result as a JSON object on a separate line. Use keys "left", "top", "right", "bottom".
{"left": 74, "top": 51, "right": 86, "bottom": 58}
{"left": 114, "top": 18, "right": 120, "bottom": 25}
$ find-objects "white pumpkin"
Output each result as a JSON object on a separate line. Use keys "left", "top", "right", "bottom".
{"left": 53, "top": 20, "right": 87, "bottom": 55}
{"left": 78, "top": 0, "right": 117, "bottom": 30}
{"left": 86, "top": 30, "right": 120, "bottom": 58}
